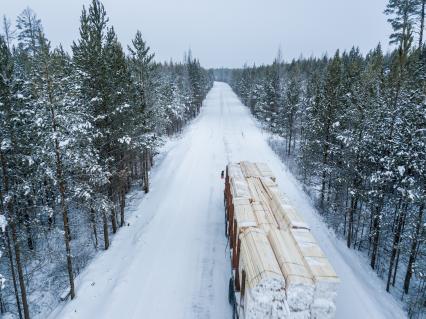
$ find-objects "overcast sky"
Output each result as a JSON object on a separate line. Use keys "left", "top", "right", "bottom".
{"left": 2, "top": 0, "right": 393, "bottom": 68}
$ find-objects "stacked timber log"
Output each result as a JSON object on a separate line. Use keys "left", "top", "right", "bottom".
{"left": 239, "top": 228, "right": 290, "bottom": 319}
{"left": 225, "top": 161, "right": 339, "bottom": 319}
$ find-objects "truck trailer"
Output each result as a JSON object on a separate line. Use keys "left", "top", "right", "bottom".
{"left": 224, "top": 162, "right": 339, "bottom": 319}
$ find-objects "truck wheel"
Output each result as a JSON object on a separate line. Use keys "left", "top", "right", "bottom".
{"left": 232, "top": 303, "right": 238, "bottom": 319}
{"left": 228, "top": 277, "right": 234, "bottom": 304}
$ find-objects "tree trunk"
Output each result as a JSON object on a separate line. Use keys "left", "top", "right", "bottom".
{"left": 23, "top": 210, "right": 34, "bottom": 251}
{"left": 46, "top": 58, "right": 76, "bottom": 299}
{"left": 120, "top": 189, "right": 125, "bottom": 227}
{"left": 386, "top": 201, "right": 405, "bottom": 292}
{"left": 0, "top": 292, "right": 5, "bottom": 314}
{"left": 143, "top": 149, "right": 150, "bottom": 193}
{"left": 56, "top": 153, "right": 75, "bottom": 299}
{"left": 102, "top": 210, "right": 110, "bottom": 250}
{"left": 393, "top": 208, "right": 406, "bottom": 287}
{"left": 320, "top": 142, "right": 329, "bottom": 209}
{"left": 347, "top": 194, "right": 358, "bottom": 248}
{"left": 326, "top": 175, "right": 332, "bottom": 205}
{"left": 343, "top": 188, "right": 349, "bottom": 237}
{"left": 111, "top": 205, "right": 117, "bottom": 234}
{"left": 90, "top": 206, "right": 98, "bottom": 249}
{"left": 10, "top": 220, "right": 30, "bottom": 319}
{"left": 403, "top": 203, "right": 424, "bottom": 294}
{"left": 52, "top": 116, "right": 75, "bottom": 299}
{"left": 358, "top": 205, "right": 367, "bottom": 251}
{"left": 354, "top": 201, "right": 363, "bottom": 248}
{"left": 392, "top": 243, "right": 400, "bottom": 287}
{"left": 370, "top": 204, "right": 382, "bottom": 270}
{"left": 108, "top": 183, "right": 117, "bottom": 234}
{"left": 320, "top": 117, "right": 331, "bottom": 209}
{"left": 320, "top": 169, "right": 327, "bottom": 209}
{"left": 1, "top": 151, "right": 23, "bottom": 318}
{"left": 419, "top": 0, "right": 425, "bottom": 48}
{"left": 287, "top": 115, "right": 293, "bottom": 156}
{"left": 4, "top": 229, "right": 23, "bottom": 319}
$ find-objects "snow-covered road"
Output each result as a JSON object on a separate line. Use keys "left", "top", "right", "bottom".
{"left": 49, "top": 82, "right": 406, "bottom": 319}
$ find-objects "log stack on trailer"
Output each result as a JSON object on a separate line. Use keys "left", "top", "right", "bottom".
{"left": 224, "top": 161, "right": 339, "bottom": 319}
{"left": 238, "top": 228, "right": 290, "bottom": 319}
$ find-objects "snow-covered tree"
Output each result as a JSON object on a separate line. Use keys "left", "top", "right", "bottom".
{"left": 0, "top": 2, "right": 212, "bottom": 317}
{"left": 229, "top": 36, "right": 425, "bottom": 317}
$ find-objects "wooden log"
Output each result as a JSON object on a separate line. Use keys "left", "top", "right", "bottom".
{"left": 289, "top": 229, "right": 339, "bottom": 301}
{"left": 232, "top": 202, "right": 257, "bottom": 269}
{"left": 268, "top": 191, "right": 309, "bottom": 230}
{"left": 239, "top": 227, "right": 283, "bottom": 289}
{"left": 255, "top": 162, "right": 276, "bottom": 182}
{"left": 240, "top": 161, "right": 276, "bottom": 182}
{"left": 238, "top": 227, "right": 290, "bottom": 319}
{"left": 240, "top": 161, "right": 261, "bottom": 179}
{"left": 268, "top": 228, "right": 314, "bottom": 311}
{"left": 225, "top": 161, "right": 339, "bottom": 319}
{"left": 288, "top": 228, "right": 339, "bottom": 319}
{"left": 230, "top": 176, "right": 251, "bottom": 199}
{"left": 252, "top": 202, "right": 278, "bottom": 233}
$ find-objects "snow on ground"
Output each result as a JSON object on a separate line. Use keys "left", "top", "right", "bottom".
{"left": 49, "top": 82, "right": 407, "bottom": 319}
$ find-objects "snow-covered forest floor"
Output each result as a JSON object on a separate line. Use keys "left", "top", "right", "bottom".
{"left": 267, "top": 132, "right": 426, "bottom": 313}
{"left": 267, "top": 134, "right": 420, "bottom": 317}
{"left": 48, "top": 82, "right": 407, "bottom": 319}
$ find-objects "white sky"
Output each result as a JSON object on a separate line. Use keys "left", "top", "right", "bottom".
{"left": 1, "top": 0, "right": 393, "bottom": 68}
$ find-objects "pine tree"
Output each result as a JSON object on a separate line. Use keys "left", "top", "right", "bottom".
{"left": 16, "top": 8, "right": 42, "bottom": 56}
{"left": 283, "top": 63, "right": 301, "bottom": 155}
{"left": 1, "top": 16, "right": 16, "bottom": 50}
{"left": 317, "top": 51, "right": 343, "bottom": 208}
{"left": 128, "top": 30, "right": 156, "bottom": 194}
{"left": 32, "top": 32, "right": 77, "bottom": 299}
{"left": 72, "top": 0, "right": 111, "bottom": 250}
{"left": 0, "top": 35, "right": 31, "bottom": 319}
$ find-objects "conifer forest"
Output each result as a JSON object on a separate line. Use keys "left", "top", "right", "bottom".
{"left": 228, "top": 1, "right": 426, "bottom": 316}
{"left": 0, "top": 0, "right": 425, "bottom": 318}
{"left": 0, "top": 1, "right": 212, "bottom": 318}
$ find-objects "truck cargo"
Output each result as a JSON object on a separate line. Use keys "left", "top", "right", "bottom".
{"left": 224, "top": 162, "right": 339, "bottom": 319}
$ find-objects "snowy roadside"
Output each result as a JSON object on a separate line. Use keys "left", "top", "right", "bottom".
{"left": 266, "top": 133, "right": 409, "bottom": 318}
{"left": 274, "top": 164, "right": 408, "bottom": 319}
{"left": 43, "top": 132, "right": 187, "bottom": 319}
{"left": 46, "top": 86, "right": 232, "bottom": 319}
{"left": 260, "top": 136, "right": 409, "bottom": 318}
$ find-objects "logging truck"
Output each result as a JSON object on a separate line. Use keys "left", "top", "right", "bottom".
{"left": 224, "top": 162, "right": 339, "bottom": 319}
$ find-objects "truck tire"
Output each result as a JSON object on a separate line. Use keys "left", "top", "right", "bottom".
{"left": 228, "top": 277, "right": 234, "bottom": 304}
{"left": 225, "top": 214, "right": 228, "bottom": 237}
{"left": 232, "top": 302, "right": 238, "bottom": 319}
